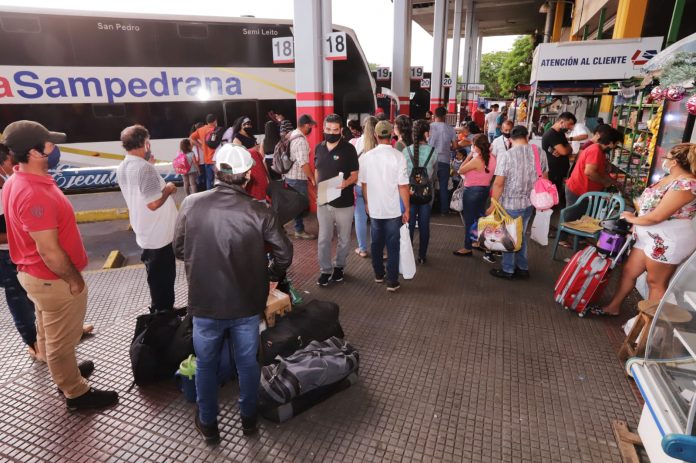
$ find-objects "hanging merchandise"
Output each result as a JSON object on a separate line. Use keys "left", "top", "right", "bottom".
{"left": 649, "top": 86, "right": 666, "bottom": 102}
{"left": 687, "top": 94, "right": 696, "bottom": 116}
{"left": 666, "top": 85, "right": 686, "bottom": 101}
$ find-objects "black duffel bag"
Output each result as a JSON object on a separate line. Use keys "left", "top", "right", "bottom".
{"left": 260, "top": 299, "right": 344, "bottom": 365}
{"left": 267, "top": 180, "right": 310, "bottom": 226}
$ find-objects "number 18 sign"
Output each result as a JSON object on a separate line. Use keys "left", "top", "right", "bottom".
{"left": 272, "top": 37, "right": 295, "bottom": 64}
{"left": 324, "top": 32, "right": 348, "bottom": 61}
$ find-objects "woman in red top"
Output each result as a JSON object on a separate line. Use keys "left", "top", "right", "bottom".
{"left": 245, "top": 148, "right": 270, "bottom": 201}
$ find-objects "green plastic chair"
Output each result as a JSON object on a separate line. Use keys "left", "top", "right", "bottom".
{"left": 552, "top": 192, "right": 625, "bottom": 260}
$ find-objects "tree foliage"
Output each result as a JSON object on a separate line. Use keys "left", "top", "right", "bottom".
{"left": 478, "top": 35, "right": 534, "bottom": 98}
{"left": 479, "top": 51, "right": 507, "bottom": 98}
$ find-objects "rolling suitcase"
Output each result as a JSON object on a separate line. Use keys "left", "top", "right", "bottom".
{"left": 554, "top": 236, "right": 632, "bottom": 316}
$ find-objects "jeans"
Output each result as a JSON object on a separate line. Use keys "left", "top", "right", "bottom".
{"left": 501, "top": 206, "right": 533, "bottom": 274}
{"left": 182, "top": 172, "right": 198, "bottom": 196}
{"left": 141, "top": 243, "right": 176, "bottom": 313}
{"left": 193, "top": 315, "right": 260, "bottom": 425}
{"left": 488, "top": 133, "right": 496, "bottom": 143}
{"left": 549, "top": 165, "right": 569, "bottom": 209}
{"left": 436, "top": 161, "right": 451, "bottom": 214}
{"left": 354, "top": 185, "right": 369, "bottom": 253}
{"left": 203, "top": 164, "right": 215, "bottom": 190}
{"left": 370, "top": 217, "right": 402, "bottom": 284}
{"left": 317, "top": 204, "right": 354, "bottom": 274}
{"left": 0, "top": 250, "right": 36, "bottom": 347}
{"left": 408, "top": 203, "right": 431, "bottom": 260}
{"left": 284, "top": 178, "right": 309, "bottom": 233}
{"left": 18, "top": 272, "right": 90, "bottom": 398}
{"left": 460, "top": 186, "right": 490, "bottom": 250}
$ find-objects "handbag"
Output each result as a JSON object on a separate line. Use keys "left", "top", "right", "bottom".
{"left": 450, "top": 185, "right": 464, "bottom": 212}
{"left": 529, "top": 145, "right": 558, "bottom": 211}
{"left": 476, "top": 198, "right": 523, "bottom": 252}
{"left": 398, "top": 224, "right": 416, "bottom": 279}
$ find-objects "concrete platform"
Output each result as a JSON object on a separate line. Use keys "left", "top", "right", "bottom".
{"left": 0, "top": 214, "right": 642, "bottom": 462}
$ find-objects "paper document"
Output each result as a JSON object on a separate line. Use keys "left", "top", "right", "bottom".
{"left": 317, "top": 173, "right": 343, "bottom": 205}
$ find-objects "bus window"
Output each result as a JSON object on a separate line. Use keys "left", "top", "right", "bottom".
{"left": 0, "top": 14, "right": 41, "bottom": 33}
{"left": 223, "top": 100, "right": 260, "bottom": 133}
{"left": 148, "top": 101, "right": 223, "bottom": 139}
{"left": 177, "top": 23, "right": 208, "bottom": 39}
{"left": 92, "top": 104, "right": 126, "bottom": 119}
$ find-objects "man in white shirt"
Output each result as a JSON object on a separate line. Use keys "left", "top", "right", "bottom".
{"left": 568, "top": 121, "right": 590, "bottom": 154}
{"left": 116, "top": 125, "right": 179, "bottom": 313}
{"left": 484, "top": 104, "right": 500, "bottom": 142}
{"left": 283, "top": 114, "right": 317, "bottom": 239}
{"left": 490, "top": 120, "right": 514, "bottom": 159}
{"left": 359, "top": 121, "right": 410, "bottom": 292}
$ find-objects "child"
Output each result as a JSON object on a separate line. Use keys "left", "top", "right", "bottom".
{"left": 179, "top": 139, "right": 199, "bottom": 196}
{"left": 451, "top": 149, "right": 465, "bottom": 190}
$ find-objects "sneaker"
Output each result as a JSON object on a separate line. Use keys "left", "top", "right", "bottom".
{"left": 195, "top": 412, "right": 220, "bottom": 443}
{"left": 374, "top": 274, "right": 385, "bottom": 283}
{"left": 483, "top": 253, "right": 496, "bottom": 264}
{"left": 317, "top": 273, "right": 331, "bottom": 287}
{"left": 241, "top": 415, "right": 258, "bottom": 436}
{"left": 66, "top": 388, "right": 119, "bottom": 411}
{"left": 294, "top": 230, "right": 316, "bottom": 240}
{"left": 57, "top": 360, "right": 95, "bottom": 395}
{"left": 515, "top": 268, "right": 530, "bottom": 279}
{"left": 330, "top": 267, "right": 344, "bottom": 282}
{"left": 489, "top": 268, "right": 515, "bottom": 280}
{"left": 417, "top": 257, "right": 427, "bottom": 264}
{"left": 386, "top": 281, "right": 401, "bottom": 292}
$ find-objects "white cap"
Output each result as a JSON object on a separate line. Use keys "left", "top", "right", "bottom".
{"left": 215, "top": 144, "right": 254, "bottom": 174}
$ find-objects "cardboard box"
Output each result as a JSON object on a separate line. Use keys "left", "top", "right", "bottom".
{"left": 264, "top": 289, "right": 291, "bottom": 327}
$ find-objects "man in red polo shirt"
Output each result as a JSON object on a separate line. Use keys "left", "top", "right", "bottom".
{"left": 1, "top": 120, "right": 118, "bottom": 411}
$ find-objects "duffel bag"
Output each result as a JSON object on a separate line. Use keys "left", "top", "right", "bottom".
{"left": 260, "top": 299, "right": 344, "bottom": 365}
{"left": 267, "top": 180, "right": 310, "bottom": 225}
{"left": 260, "top": 336, "right": 359, "bottom": 406}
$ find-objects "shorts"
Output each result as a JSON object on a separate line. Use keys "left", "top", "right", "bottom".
{"left": 634, "top": 219, "right": 696, "bottom": 265}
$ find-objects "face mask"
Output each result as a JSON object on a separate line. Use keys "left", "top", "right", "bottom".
{"left": 324, "top": 133, "right": 341, "bottom": 143}
{"left": 559, "top": 128, "right": 569, "bottom": 134}
{"left": 502, "top": 132, "right": 511, "bottom": 138}
{"left": 662, "top": 159, "right": 672, "bottom": 173}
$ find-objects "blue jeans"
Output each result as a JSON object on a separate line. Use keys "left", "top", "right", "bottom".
{"left": 285, "top": 179, "right": 309, "bottom": 233}
{"left": 370, "top": 217, "right": 402, "bottom": 284}
{"left": 193, "top": 314, "right": 261, "bottom": 425}
{"left": 0, "top": 250, "right": 36, "bottom": 346}
{"left": 408, "top": 203, "right": 431, "bottom": 260}
{"left": 354, "top": 185, "right": 369, "bottom": 253}
{"left": 488, "top": 133, "right": 496, "bottom": 143}
{"left": 203, "top": 164, "right": 215, "bottom": 190}
{"left": 436, "top": 161, "right": 451, "bottom": 214}
{"left": 460, "top": 186, "right": 489, "bottom": 250}
{"left": 501, "top": 206, "right": 533, "bottom": 274}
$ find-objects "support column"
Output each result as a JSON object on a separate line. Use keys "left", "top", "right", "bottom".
{"left": 543, "top": 2, "right": 555, "bottom": 43}
{"left": 321, "top": 1, "right": 334, "bottom": 117}
{"left": 551, "top": 1, "right": 565, "bottom": 42}
{"left": 429, "top": 0, "right": 448, "bottom": 111}
{"left": 392, "top": 0, "right": 412, "bottom": 116}
{"left": 465, "top": 19, "right": 479, "bottom": 115}
{"left": 667, "top": 0, "right": 686, "bottom": 46}
{"left": 613, "top": 0, "right": 648, "bottom": 39}
{"left": 460, "top": 0, "right": 474, "bottom": 115}
{"left": 447, "top": 0, "right": 463, "bottom": 115}
{"left": 597, "top": 8, "right": 606, "bottom": 39}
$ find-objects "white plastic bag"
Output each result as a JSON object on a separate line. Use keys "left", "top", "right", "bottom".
{"left": 450, "top": 185, "right": 464, "bottom": 212}
{"left": 530, "top": 209, "right": 553, "bottom": 246}
{"left": 399, "top": 224, "right": 416, "bottom": 280}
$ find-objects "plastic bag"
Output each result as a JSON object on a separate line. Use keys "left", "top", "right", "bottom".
{"left": 399, "top": 224, "right": 416, "bottom": 280}
{"left": 450, "top": 185, "right": 464, "bottom": 212}
{"left": 477, "top": 199, "right": 523, "bottom": 252}
{"left": 530, "top": 209, "right": 553, "bottom": 246}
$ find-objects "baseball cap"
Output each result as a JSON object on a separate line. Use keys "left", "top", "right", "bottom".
{"left": 1, "top": 120, "right": 66, "bottom": 155}
{"left": 280, "top": 119, "right": 294, "bottom": 134}
{"left": 215, "top": 144, "right": 254, "bottom": 174}
{"left": 375, "top": 120, "right": 393, "bottom": 138}
{"left": 298, "top": 114, "right": 317, "bottom": 126}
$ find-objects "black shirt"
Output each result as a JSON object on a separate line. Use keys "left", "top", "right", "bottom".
{"left": 234, "top": 132, "right": 257, "bottom": 149}
{"left": 263, "top": 121, "right": 280, "bottom": 154}
{"left": 541, "top": 128, "right": 571, "bottom": 177}
{"left": 315, "top": 139, "right": 359, "bottom": 208}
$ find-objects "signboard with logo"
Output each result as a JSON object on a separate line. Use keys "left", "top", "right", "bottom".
{"left": 529, "top": 36, "right": 663, "bottom": 83}
{"left": 457, "top": 83, "right": 485, "bottom": 92}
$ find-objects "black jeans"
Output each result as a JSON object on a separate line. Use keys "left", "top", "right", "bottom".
{"left": 141, "top": 244, "right": 176, "bottom": 313}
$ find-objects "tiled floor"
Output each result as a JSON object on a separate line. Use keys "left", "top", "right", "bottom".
{"left": 0, "top": 214, "right": 642, "bottom": 462}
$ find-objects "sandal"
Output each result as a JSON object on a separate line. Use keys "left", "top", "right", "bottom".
{"left": 582, "top": 306, "right": 619, "bottom": 317}
{"left": 452, "top": 249, "right": 473, "bottom": 257}
{"left": 82, "top": 324, "right": 94, "bottom": 337}
{"left": 354, "top": 248, "right": 368, "bottom": 258}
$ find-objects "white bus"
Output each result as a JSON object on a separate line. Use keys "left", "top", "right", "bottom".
{"left": 0, "top": 7, "right": 376, "bottom": 190}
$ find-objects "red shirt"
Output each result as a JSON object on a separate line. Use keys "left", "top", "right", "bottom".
{"left": 473, "top": 110, "right": 485, "bottom": 129}
{"left": 1, "top": 167, "right": 87, "bottom": 280}
{"left": 245, "top": 148, "right": 270, "bottom": 201}
{"left": 566, "top": 143, "right": 607, "bottom": 196}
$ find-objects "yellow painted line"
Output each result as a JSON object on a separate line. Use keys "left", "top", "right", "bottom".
{"left": 102, "top": 250, "right": 126, "bottom": 269}
{"left": 215, "top": 67, "right": 295, "bottom": 96}
{"left": 75, "top": 208, "right": 129, "bottom": 223}
{"left": 60, "top": 146, "right": 125, "bottom": 161}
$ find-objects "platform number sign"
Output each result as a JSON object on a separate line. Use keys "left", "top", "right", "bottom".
{"left": 272, "top": 37, "right": 295, "bottom": 64}
{"left": 410, "top": 66, "right": 424, "bottom": 80}
{"left": 376, "top": 67, "right": 390, "bottom": 81}
{"left": 324, "top": 32, "right": 348, "bottom": 61}
{"left": 442, "top": 77, "right": 453, "bottom": 88}
{"left": 420, "top": 78, "right": 431, "bottom": 89}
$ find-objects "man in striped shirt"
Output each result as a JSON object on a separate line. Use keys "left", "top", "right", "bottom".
{"left": 283, "top": 114, "right": 317, "bottom": 240}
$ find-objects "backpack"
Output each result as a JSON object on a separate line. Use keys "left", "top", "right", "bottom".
{"left": 407, "top": 145, "right": 435, "bottom": 205}
{"left": 272, "top": 134, "right": 303, "bottom": 175}
{"left": 260, "top": 336, "right": 359, "bottom": 405}
{"left": 172, "top": 151, "right": 191, "bottom": 174}
{"left": 529, "top": 144, "right": 559, "bottom": 210}
{"left": 205, "top": 126, "right": 226, "bottom": 149}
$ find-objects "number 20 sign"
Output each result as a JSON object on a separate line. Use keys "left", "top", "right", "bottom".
{"left": 325, "top": 32, "right": 348, "bottom": 61}
{"left": 272, "top": 37, "right": 294, "bottom": 64}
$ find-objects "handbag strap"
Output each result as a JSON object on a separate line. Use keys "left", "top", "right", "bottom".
{"left": 531, "top": 144, "right": 542, "bottom": 178}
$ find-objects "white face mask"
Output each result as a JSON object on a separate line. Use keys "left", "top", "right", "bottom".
{"left": 662, "top": 159, "right": 672, "bottom": 174}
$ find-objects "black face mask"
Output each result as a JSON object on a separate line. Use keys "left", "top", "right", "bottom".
{"left": 559, "top": 128, "right": 569, "bottom": 134}
{"left": 502, "top": 132, "right": 511, "bottom": 138}
{"left": 324, "top": 133, "right": 341, "bottom": 143}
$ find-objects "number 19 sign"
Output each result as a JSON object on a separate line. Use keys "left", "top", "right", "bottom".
{"left": 272, "top": 37, "right": 295, "bottom": 64}
{"left": 325, "top": 32, "right": 348, "bottom": 61}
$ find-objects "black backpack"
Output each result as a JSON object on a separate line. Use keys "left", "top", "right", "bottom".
{"left": 407, "top": 145, "right": 435, "bottom": 205}
{"left": 205, "top": 126, "right": 226, "bottom": 149}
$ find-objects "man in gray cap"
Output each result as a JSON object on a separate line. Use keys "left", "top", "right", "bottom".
{"left": 1, "top": 120, "right": 118, "bottom": 411}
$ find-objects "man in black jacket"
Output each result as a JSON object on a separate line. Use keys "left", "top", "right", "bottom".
{"left": 173, "top": 144, "right": 292, "bottom": 442}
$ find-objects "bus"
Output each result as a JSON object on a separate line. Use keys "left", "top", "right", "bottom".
{"left": 0, "top": 7, "right": 376, "bottom": 190}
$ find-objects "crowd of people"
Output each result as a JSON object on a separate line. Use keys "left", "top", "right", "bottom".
{"left": 0, "top": 100, "right": 695, "bottom": 442}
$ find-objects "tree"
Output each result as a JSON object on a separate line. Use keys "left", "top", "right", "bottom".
{"left": 479, "top": 51, "right": 507, "bottom": 98}
{"left": 499, "top": 35, "right": 534, "bottom": 97}
{"left": 368, "top": 62, "right": 380, "bottom": 72}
